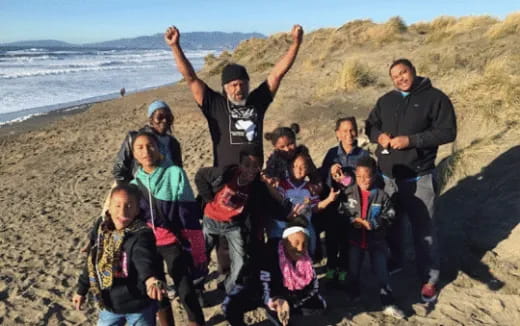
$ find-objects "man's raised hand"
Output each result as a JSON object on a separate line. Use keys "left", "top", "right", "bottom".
{"left": 164, "top": 26, "right": 180, "bottom": 47}
{"left": 291, "top": 24, "right": 303, "bottom": 44}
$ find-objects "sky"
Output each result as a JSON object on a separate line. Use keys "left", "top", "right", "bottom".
{"left": 0, "top": 0, "right": 518, "bottom": 44}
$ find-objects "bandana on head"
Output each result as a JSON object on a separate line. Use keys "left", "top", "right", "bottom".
{"left": 147, "top": 100, "right": 171, "bottom": 118}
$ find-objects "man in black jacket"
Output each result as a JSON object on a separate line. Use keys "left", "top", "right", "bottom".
{"left": 365, "top": 58, "right": 457, "bottom": 303}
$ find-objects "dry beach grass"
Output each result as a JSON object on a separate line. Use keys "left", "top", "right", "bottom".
{"left": 0, "top": 13, "right": 519, "bottom": 325}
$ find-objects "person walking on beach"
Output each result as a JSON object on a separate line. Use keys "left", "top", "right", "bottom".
{"left": 164, "top": 24, "right": 303, "bottom": 167}
{"left": 365, "top": 58, "right": 457, "bottom": 303}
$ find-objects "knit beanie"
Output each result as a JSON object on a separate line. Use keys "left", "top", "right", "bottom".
{"left": 221, "top": 64, "right": 249, "bottom": 85}
{"left": 147, "top": 100, "right": 170, "bottom": 118}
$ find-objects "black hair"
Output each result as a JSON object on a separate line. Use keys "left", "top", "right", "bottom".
{"left": 291, "top": 145, "right": 317, "bottom": 176}
{"left": 356, "top": 156, "right": 377, "bottom": 175}
{"left": 110, "top": 183, "right": 142, "bottom": 203}
{"left": 131, "top": 131, "right": 159, "bottom": 150}
{"left": 264, "top": 123, "right": 300, "bottom": 146}
{"left": 286, "top": 215, "right": 309, "bottom": 229}
{"left": 389, "top": 58, "right": 416, "bottom": 76}
{"left": 335, "top": 116, "right": 358, "bottom": 133}
{"left": 239, "top": 146, "right": 263, "bottom": 164}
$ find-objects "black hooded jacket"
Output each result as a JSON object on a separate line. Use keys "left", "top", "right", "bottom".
{"left": 76, "top": 218, "right": 164, "bottom": 314}
{"left": 112, "top": 125, "right": 182, "bottom": 183}
{"left": 366, "top": 77, "right": 457, "bottom": 179}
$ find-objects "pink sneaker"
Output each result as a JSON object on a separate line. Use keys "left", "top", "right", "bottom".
{"left": 421, "top": 283, "right": 437, "bottom": 303}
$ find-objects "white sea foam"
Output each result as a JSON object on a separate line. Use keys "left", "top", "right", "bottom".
{"left": 0, "top": 47, "right": 214, "bottom": 124}
{"left": 0, "top": 112, "right": 44, "bottom": 126}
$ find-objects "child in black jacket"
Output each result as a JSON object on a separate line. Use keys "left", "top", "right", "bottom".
{"left": 338, "top": 156, "right": 404, "bottom": 319}
{"left": 73, "top": 184, "right": 167, "bottom": 325}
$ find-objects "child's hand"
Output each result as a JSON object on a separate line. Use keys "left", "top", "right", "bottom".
{"left": 145, "top": 277, "right": 167, "bottom": 301}
{"left": 353, "top": 217, "right": 371, "bottom": 230}
{"left": 72, "top": 293, "right": 85, "bottom": 311}
{"left": 327, "top": 188, "right": 340, "bottom": 203}
{"left": 79, "top": 234, "right": 92, "bottom": 254}
{"left": 330, "top": 163, "right": 344, "bottom": 182}
{"left": 289, "top": 203, "right": 307, "bottom": 218}
{"left": 268, "top": 298, "right": 290, "bottom": 326}
{"left": 261, "top": 172, "right": 279, "bottom": 188}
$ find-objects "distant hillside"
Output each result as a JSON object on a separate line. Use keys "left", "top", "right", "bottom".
{"left": 0, "top": 32, "right": 265, "bottom": 50}
{"left": 85, "top": 32, "right": 265, "bottom": 50}
{"left": 1, "top": 40, "right": 75, "bottom": 48}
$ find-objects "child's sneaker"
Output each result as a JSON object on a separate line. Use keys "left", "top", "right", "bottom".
{"left": 166, "top": 284, "right": 177, "bottom": 300}
{"left": 345, "top": 288, "right": 361, "bottom": 305}
{"left": 383, "top": 305, "right": 405, "bottom": 319}
{"left": 325, "top": 268, "right": 337, "bottom": 281}
{"left": 388, "top": 259, "right": 403, "bottom": 276}
{"left": 421, "top": 283, "right": 437, "bottom": 303}
{"left": 337, "top": 271, "right": 348, "bottom": 283}
{"left": 345, "top": 292, "right": 361, "bottom": 305}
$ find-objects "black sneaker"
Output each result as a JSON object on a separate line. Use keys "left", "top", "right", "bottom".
{"left": 346, "top": 292, "right": 361, "bottom": 305}
{"left": 166, "top": 284, "right": 177, "bottom": 300}
{"left": 388, "top": 260, "right": 403, "bottom": 276}
{"left": 383, "top": 305, "right": 405, "bottom": 319}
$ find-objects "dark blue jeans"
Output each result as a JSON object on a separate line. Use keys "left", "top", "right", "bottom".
{"left": 203, "top": 216, "right": 245, "bottom": 294}
{"left": 348, "top": 244, "right": 394, "bottom": 306}
{"left": 97, "top": 303, "right": 157, "bottom": 326}
{"left": 384, "top": 172, "right": 440, "bottom": 285}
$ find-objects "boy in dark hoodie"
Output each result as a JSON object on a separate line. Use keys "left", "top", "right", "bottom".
{"left": 338, "top": 156, "right": 404, "bottom": 319}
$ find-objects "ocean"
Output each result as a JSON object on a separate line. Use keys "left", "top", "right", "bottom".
{"left": 0, "top": 47, "right": 213, "bottom": 125}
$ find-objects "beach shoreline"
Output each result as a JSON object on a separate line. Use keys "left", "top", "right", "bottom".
{"left": 0, "top": 103, "right": 92, "bottom": 138}
{"left": 0, "top": 79, "right": 183, "bottom": 134}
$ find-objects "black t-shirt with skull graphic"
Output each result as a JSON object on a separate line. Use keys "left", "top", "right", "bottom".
{"left": 199, "top": 81, "right": 273, "bottom": 167}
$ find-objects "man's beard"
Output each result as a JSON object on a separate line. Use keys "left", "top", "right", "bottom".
{"left": 227, "top": 95, "right": 246, "bottom": 106}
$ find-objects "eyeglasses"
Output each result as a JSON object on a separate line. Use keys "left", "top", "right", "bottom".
{"left": 154, "top": 114, "right": 173, "bottom": 122}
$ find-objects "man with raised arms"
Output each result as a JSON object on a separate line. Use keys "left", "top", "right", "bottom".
{"left": 164, "top": 25, "right": 303, "bottom": 167}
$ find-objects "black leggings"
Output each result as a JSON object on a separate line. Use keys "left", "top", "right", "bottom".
{"left": 223, "top": 283, "right": 326, "bottom": 326}
{"left": 157, "top": 243, "right": 205, "bottom": 325}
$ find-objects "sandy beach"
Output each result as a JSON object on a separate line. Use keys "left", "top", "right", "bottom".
{"left": 1, "top": 14, "right": 519, "bottom": 325}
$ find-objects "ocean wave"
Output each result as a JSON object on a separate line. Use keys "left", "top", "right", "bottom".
{"left": 0, "top": 64, "right": 155, "bottom": 80}
{"left": 0, "top": 51, "right": 174, "bottom": 66}
{"left": 0, "top": 112, "right": 44, "bottom": 126}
